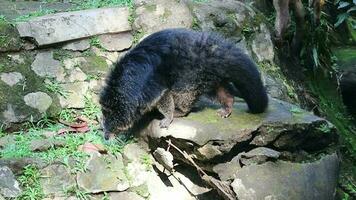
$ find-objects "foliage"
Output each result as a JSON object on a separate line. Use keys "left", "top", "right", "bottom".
{"left": 334, "top": 0, "right": 356, "bottom": 27}
{"left": 140, "top": 153, "right": 153, "bottom": 171}
{"left": 89, "top": 36, "right": 102, "bottom": 48}
{"left": 70, "top": 0, "right": 133, "bottom": 10}
{"left": 45, "top": 80, "right": 69, "bottom": 98}
{"left": 17, "top": 165, "right": 44, "bottom": 200}
{"left": 64, "top": 185, "right": 89, "bottom": 200}
{"left": 82, "top": 95, "right": 101, "bottom": 120}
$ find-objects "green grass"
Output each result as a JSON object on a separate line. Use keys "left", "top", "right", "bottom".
{"left": 308, "top": 74, "right": 356, "bottom": 159}
{"left": 82, "top": 95, "right": 101, "bottom": 120}
{"left": 45, "top": 80, "right": 69, "bottom": 98}
{"left": 17, "top": 165, "right": 44, "bottom": 200}
{"left": 140, "top": 153, "right": 153, "bottom": 171}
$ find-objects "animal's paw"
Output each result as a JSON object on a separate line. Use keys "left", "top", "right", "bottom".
{"left": 217, "top": 108, "right": 231, "bottom": 118}
{"left": 159, "top": 118, "right": 172, "bottom": 129}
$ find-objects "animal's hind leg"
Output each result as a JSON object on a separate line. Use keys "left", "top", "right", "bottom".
{"left": 216, "top": 86, "right": 234, "bottom": 118}
{"left": 157, "top": 92, "right": 175, "bottom": 129}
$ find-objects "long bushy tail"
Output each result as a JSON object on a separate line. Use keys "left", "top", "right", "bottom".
{"left": 227, "top": 52, "right": 268, "bottom": 113}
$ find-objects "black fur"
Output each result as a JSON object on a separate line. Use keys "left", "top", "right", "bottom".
{"left": 100, "top": 28, "right": 268, "bottom": 138}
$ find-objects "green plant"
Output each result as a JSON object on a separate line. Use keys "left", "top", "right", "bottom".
{"left": 59, "top": 109, "right": 77, "bottom": 122}
{"left": 140, "top": 153, "right": 153, "bottom": 171}
{"left": 132, "top": 29, "right": 145, "bottom": 44}
{"left": 17, "top": 165, "right": 44, "bottom": 200}
{"left": 89, "top": 36, "right": 102, "bottom": 48}
{"left": 317, "top": 123, "right": 332, "bottom": 133}
{"left": 45, "top": 80, "right": 69, "bottom": 97}
{"left": 290, "top": 107, "right": 303, "bottom": 114}
{"left": 64, "top": 185, "right": 89, "bottom": 200}
{"left": 334, "top": 0, "right": 356, "bottom": 27}
{"left": 82, "top": 96, "right": 101, "bottom": 120}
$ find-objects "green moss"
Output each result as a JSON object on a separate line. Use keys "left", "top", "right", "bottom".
{"left": 80, "top": 54, "right": 108, "bottom": 76}
{"left": 0, "top": 52, "right": 61, "bottom": 122}
{"left": 307, "top": 72, "right": 356, "bottom": 160}
{"left": 144, "top": 4, "right": 157, "bottom": 12}
{"left": 52, "top": 49, "right": 74, "bottom": 61}
{"left": 332, "top": 47, "right": 356, "bottom": 69}
{"left": 0, "top": 18, "right": 22, "bottom": 51}
{"left": 186, "top": 104, "right": 266, "bottom": 130}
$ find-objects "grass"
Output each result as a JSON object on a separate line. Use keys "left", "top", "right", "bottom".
{"left": 17, "top": 165, "right": 44, "bottom": 200}
{"left": 140, "top": 153, "right": 153, "bottom": 171}
{"left": 45, "top": 80, "right": 69, "bottom": 98}
{"left": 14, "top": 8, "right": 56, "bottom": 23}
{"left": 82, "top": 95, "right": 101, "bottom": 120}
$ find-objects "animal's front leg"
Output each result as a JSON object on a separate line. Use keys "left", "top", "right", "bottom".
{"left": 216, "top": 86, "right": 234, "bottom": 118}
{"left": 157, "top": 92, "right": 175, "bottom": 129}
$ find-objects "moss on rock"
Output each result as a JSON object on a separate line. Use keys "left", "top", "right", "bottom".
{"left": 0, "top": 19, "right": 22, "bottom": 52}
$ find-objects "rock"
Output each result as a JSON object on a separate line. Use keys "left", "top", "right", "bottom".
{"left": 98, "top": 32, "right": 133, "bottom": 51}
{"left": 251, "top": 24, "right": 274, "bottom": 62}
{"left": 63, "top": 39, "right": 90, "bottom": 51}
{"left": 63, "top": 57, "right": 87, "bottom": 70}
{"left": 122, "top": 143, "right": 148, "bottom": 163}
{"left": 133, "top": 0, "right": 193, "bottom": 35}
{"left": 0, "top": 166, "right": 21, "bottom": 198}
{"left": 59, "top": 82, "right": 89, "bottom": 108}
{"left": 67, "top": 67, "right": 87, "bottom": 82}
{"left": 40, "top": 164, "right": 76, "bottom": 196}
{"left": 77, "top": 153, "right": 129, "bottom": 193}
{"left": 238, "top": 147, "right": 281, "bottom": 166}
{"left": 0, "top": 72, "right": 23, "bottom": 87}
{"left": 0, "top": 194, "right": 4, "bottom": 200}
{"left": 31, "top": 51, "right": 65, "bottom": 81}
{"left": 24, "top": 92, "right": 53, "bottom": 113}
{"left": 0, "top": 135, "right": 15, "bottom": 148}
{"left": 0, "top": 158, "right": 47, "bottom": 175}
{"left": 190, "top": 0, "right": 255, "bottom": 42}
{"left": 153, "top": 148, "right": 174, "bottom": 171}
{"left": 0, "top": 20, "right": 23, "bottom": 52}
{"left": 213, "top": 147, "right": 281, "bottom": 181}
{"left": 29, "top": 139, "right": 65, "bottom": 152}
{"left": 108, "top": 191, "right": 145, "bottom": 200}
{"left": 231, "top": 153, "right": 339, "bottom": 200}
{"left": 16, "top": 7, "right": 131, "bottom": 46}
{"left": 140, "top": 98, "right": 337, "bottom": 163}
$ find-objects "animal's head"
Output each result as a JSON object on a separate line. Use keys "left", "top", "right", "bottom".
{"left": 99, "top": 84, "right": 134, "bottom": 140}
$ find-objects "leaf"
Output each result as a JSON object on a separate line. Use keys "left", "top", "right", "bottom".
{"left": 313, "top": 48, "right": 319, "bottom": 67}
{"left": 335, "top": 13, "right": 350, "bottom": 27}
{"left": 338, "top": 1, "right": 350, "bottom": 9}
{"left": 347, "top": 6, "right": 356, "bottom": 12}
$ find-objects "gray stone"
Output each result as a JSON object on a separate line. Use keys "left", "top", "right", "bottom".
{"left": 0, "top": 194, "right": 4, "bottom": 200}
{"left": 24, "top": 92, "right": 53, "bottom": 113}
{"left": 7, "top": 54, "right": 25, "bottom": 64}
{"left": 108, "top": 192, "right": 145, "bottom": 200}
{"left": 31, "top": 51, "right": 65, "bottom": 81}
{"left": 191, "top": 0, "right": 255, "bottom": 42}
{"left": 0, "top": 158, "right": 47, "bottom": 175}
{"left": 0, "top": 135, "right": 15, "bottom": 148}
{"left": 2, "top": 104, "right": 23, "bottom": 123}
{"left": 77, "top": 153, "right": 129, "bottom": 193}
{"left": 59, "top": 82, "right": 89, "bottom": 108}
{"left": 140, "top": 98, "right": 337, "bottom": 162}
{"left": 122, "top": 143, "right": 148, "bottom": 163}
{"left": 67, "top": 67, "right": 87, "bottom": 82}
{"left": 153, "top": 148, "right": 174, "bottom": 171}
{"left": 0, "top": 166, "right": 21, "bottom": 198}
{"left": 133, "top": 0, "right": 193, "bottom": 35}
{"left": 16, "top": 7, "right": 131, "bottom": 46}
{"left": 231, "top": 153, "right": 339, "bottom": 200}
{"left": 251, "top": 24, "right": 274, "bottom": 62}
{"left": 0, "top": 72, "right": 24, "bottom": 87}
{"left": 99, "top": 32, "right": 133, "bottom": 51}
{"left": 63, "top": 57, "right": 87, "bottom": 70}
{"left": 40, "top": 164, "right": 76, "bottom": 196}
{"left": 63, "top": 39, "right": 90, "bottom": 51}
{"left": 30, "top": 139, "right": 65, "bottom": 152}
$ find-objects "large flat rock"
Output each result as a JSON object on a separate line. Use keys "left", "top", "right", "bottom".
{"left": 231, "top": 153, "right": 339, "bottom": 200}
{"left": 16, "top": 7, "right": 131, "bottom": 46}
{"left": 141, "top": 98, "right": 338, "bottom": 161}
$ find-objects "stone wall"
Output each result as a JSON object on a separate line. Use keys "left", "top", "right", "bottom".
{"left": 0, "top": 0, "right": 294, "bottom": 129}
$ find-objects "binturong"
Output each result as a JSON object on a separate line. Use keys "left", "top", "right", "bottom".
{"left": 99, "top": 28, "right": 268, "bottom": 140}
